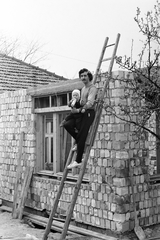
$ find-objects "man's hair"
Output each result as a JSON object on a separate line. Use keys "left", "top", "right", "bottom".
{"left": 79, "top": 68, "right": 93, "bottom": 81}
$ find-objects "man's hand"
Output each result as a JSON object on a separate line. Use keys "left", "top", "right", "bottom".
{"left": 71, "top": 107, "right": 79, "bottom": 113}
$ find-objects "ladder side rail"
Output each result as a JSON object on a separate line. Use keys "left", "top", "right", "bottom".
{"left": 106, "top": 33, "right": 120, "bottom": 83}
{"left": 60, "top": 33, "right": 120, "bottom": 239}
{"left": 43, "top": 147, "right": 75, "bottom": 240}
{"left": 92, "top": 37, "right": 109, "bottom": 85}
{"left": 100, "top": 33, "right": 121, "bottom": 102}
{"left": 108, "top": 33, "right": 120, "bottom": 72}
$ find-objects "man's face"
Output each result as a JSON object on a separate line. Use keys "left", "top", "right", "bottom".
{"left": 80, "top": 71, "right": 90, "bottom": 84}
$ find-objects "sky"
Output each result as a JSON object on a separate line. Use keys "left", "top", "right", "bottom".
{"left": 0, "top": 0, "right": 158, "bottom": 79}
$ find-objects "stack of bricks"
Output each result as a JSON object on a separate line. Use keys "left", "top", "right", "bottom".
{"left": 27, "top": 175, "right": 86, "bottom": 217}
{"left": 0, "top": 89, "right": 36, "bottom": 202}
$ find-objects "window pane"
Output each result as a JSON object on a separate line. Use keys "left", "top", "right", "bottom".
{"left": 46, "top": 120, "right": 50, "bottom": 134}
{"left": 35, "top": 97, "right": 49, "bottom": 108}
{"left": 45, "top": 136, "right": 53, "bottom": 171}
{"left": 51, "top": 96, "right": 57, "bottom": 107}
{"left": 59, "top": 94, "right": 67, "bottom": 106}
{"left": 65, "top": 132, "right": 72, "bottom": 166}
{"left": 45, "top": 113, "right": 53, "bottom": 134}
{"left": 51, "top": 120, "right": 53, "bottom": 133}
{"left": 51, "top": 137, "right": 53, "bottom": 163}
{"left": 69, "top": 92, "right": 72, "bottom": 100}
{"left": 45, "top": 137, "right": 49, "bottom": 163}
{"left": 59, "top": 112, "right": 72, "bottom": 171}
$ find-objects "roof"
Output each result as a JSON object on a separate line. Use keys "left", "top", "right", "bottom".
{"left": 27, "top": 78, "right": 83, "bottom": 97}
{"left": 0, "top": 54, "right": 67, "bottom": 93}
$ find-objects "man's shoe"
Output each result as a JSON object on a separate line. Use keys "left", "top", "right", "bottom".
{"left": 72, "top": 144, "right": 77, "bottom": 151}
{"left": 67, "top": 161, "right": 81, "bottom": 169}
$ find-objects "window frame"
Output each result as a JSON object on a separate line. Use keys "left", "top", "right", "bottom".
{"left": 34, "top": 93, "right": 76, "bottom": 175}
{"left": 35, "top": 110, "right": 72, "bottom": 173}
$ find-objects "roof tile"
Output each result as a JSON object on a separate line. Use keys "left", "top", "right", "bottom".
{"left": 0, "top": 54, "right": 67, "bottom": 93}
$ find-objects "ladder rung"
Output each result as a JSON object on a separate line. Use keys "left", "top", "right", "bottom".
{"left": 102, "top": 56, "right": 115, "bottom": 62}
{"left": 59, "top": 199, "right": 71, "bottom": 203}
{"left": 106, "top": 43, "right": 115, "bottom": 48}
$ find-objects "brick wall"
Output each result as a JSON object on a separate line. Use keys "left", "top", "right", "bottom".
{"left": 0, "top": 89, "right": 36, "bottom": 201}
{"left": 85, "top": 71, "right": 149, "bottom": 232}
{"left": 0, "top": 71, "right": 159, "bottom": 233}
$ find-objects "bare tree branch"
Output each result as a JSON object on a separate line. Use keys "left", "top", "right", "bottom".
{"left": 114, "top": 1, "right": 160, "bottom": 143}
{"left": 0, "top": 35, "right": 48, "bottom": 65}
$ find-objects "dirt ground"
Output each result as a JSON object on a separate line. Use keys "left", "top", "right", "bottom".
{"left": 1, "top": 209, "right": 160, "bottom": 240}
{"left": 0, "top": 210, "right": 61, "bottom": 240}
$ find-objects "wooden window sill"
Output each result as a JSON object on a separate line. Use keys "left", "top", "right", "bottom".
{"left": 35, "top": 170, "right": 89, "bottom": 184}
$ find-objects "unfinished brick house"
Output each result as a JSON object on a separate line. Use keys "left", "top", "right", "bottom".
{"left": 0, "top": 55, "right": 159, "bottom": 234}
{"left": 0, "top": 53, "right": 66, "bottom": 201}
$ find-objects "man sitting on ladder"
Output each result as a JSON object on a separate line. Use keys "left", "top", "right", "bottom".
{"left": 63, "top": 68, "right": 97, "bottom": 169}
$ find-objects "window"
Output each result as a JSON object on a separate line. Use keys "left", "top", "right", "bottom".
{"left": 43, "top": 112, "right": 72, "bottom": 173}
{"left": 35, "top": 93, "right": 71, "bottom": 109}
{"left": 35, "top": 92, "right": 74, "bottom": 173}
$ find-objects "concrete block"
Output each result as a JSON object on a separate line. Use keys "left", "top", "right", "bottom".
{"left": 108, "top": 211, "right": 113, "bottom": 220}
{"left": 111, "top": 203, "right": 116, "bottom": 212}
{"left": 111, "top": 220, "right": 116, "bottom": 231}
{"left": 113, "top": 177, "right": 127, "bottom": 187}
{"left": 113, "top": 213, "right": 126, "bottom": 223}
{"left": 116, "top": 187, "right": 129, "bottom": 196}
{"left": 100, "top": 218, "right": 105, "bottom": 228}
{"left": 105, "top": 219, "right": 111, "bottom": 229}
{"left": 115, "top": 221, "right": 130, "bottom": 232}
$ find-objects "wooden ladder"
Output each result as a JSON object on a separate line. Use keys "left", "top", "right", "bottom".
{"left": 43, "top": 33, "right": 121, "bottom": 240}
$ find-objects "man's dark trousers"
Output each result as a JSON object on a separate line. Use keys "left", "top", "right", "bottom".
{"left": 64, "top": 109, "right": 95, "bottom": 164}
